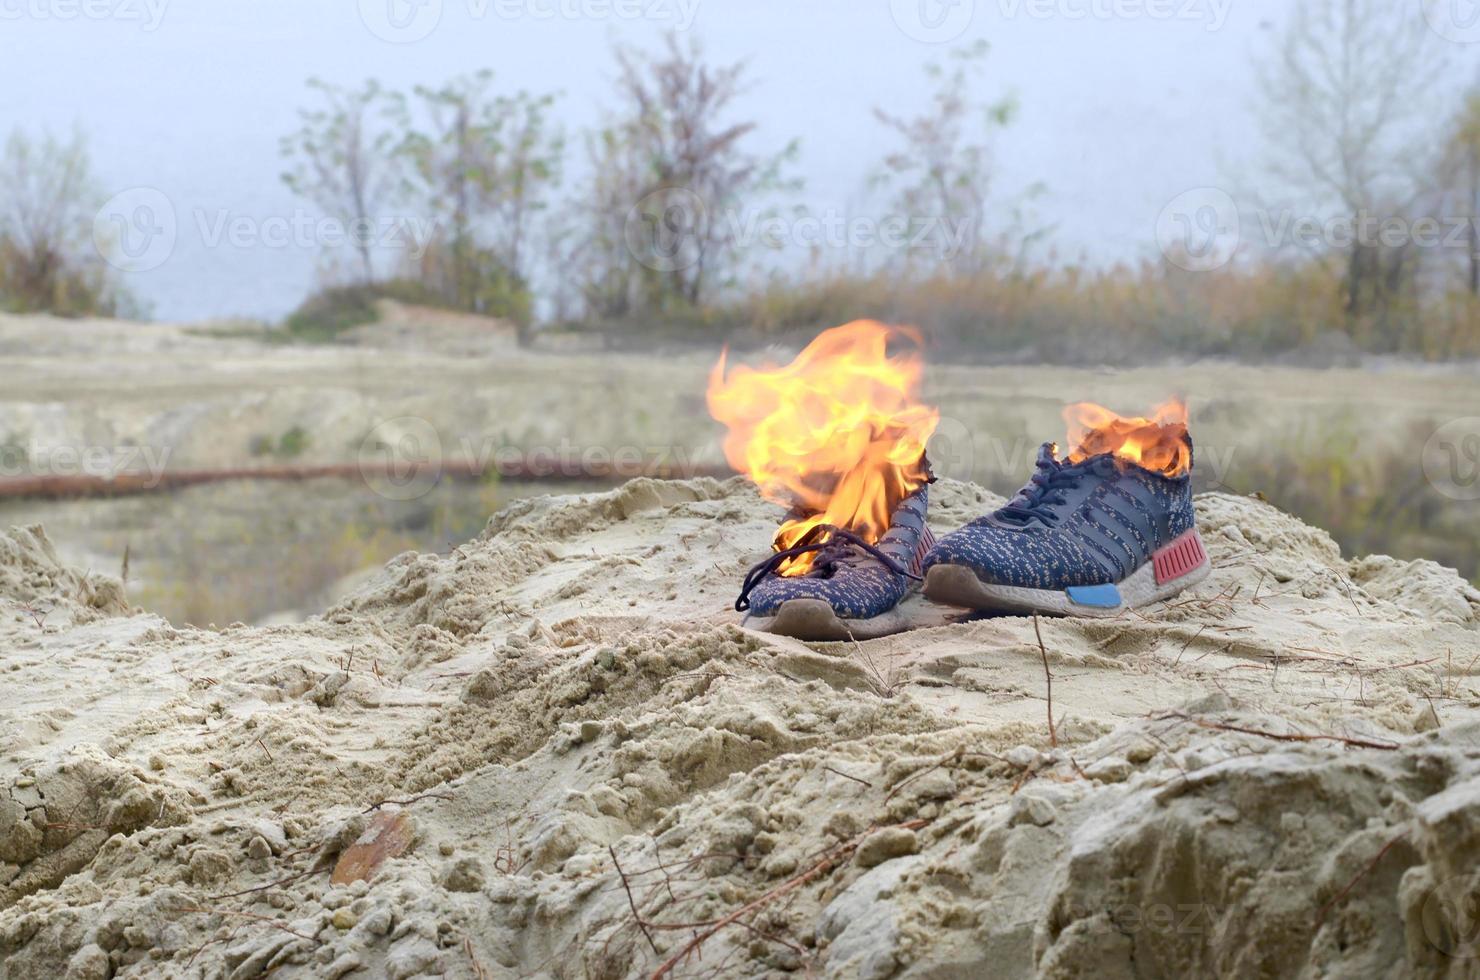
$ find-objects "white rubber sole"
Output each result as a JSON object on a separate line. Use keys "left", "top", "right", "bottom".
{"left": 744, "top": 597, "right": 916, "bottom": 641}
{"left": 922, "top": 547, "right": 1212, "bottom": 618}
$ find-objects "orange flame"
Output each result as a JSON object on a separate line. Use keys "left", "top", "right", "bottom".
{"left": 1063, "top": 398, "right": 1191, "bottom": 477}
{"left": 707, "top": 321, "right": 939, "bottom": 574}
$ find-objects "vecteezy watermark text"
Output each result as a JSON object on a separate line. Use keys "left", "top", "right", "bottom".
{"left": 726, "top": 209, "right": 975, "bottom": 257}
{"left": 622, "top": 188, "right": 979, "bottom": 272}
{"left": 893, "top": 0, "right": 1231, "bottom": 43}
{"left": 0, "top": 441, "right": 172, "bottom": 486}
{"left": 1157, "top": 187, "right": 1480, "bottom": 272}
{"left": 355, "top": 417, "right": 1247, "bottom": 503}
{"left": 995, "top": 0, "right": 1231, "bottom": 30}
{"left": 926, "top": 420, "right": 1240, "bottom": 488}
{"left": 357, "top": 0, "right": 699, "bottom": 43}
{"left": 193, "top": 210, "right": 440, "bottom": 256}
{"left": 0, "top": 0, "right": 167, "bottom": 30}
{"left": 1253, "top": 209, "right": 1480, "bottom": 253}
{"left": 93, "top": 187, "right": 441, "bottom": 274}
{"left": 357, "top": 419, "right": 725, "bottom": 501}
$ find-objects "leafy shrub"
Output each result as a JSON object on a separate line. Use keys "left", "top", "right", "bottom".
{"left": 0, "top": 128, "right": 141, "bottom": 319}
{"left": 248, "top": 427, "right": 311, "bottom": 459}
{"left": 401, "top": 241, "right": 532, "bottom": 327}
{"left": 284, "top": 263, "right": 532, "bottom": 343}
{"left": 282, "top": 283, "right": 385, "bottom": 342}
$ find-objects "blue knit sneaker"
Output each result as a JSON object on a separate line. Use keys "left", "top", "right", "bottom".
{"left": 922, "top": 437, "right": 1209, "bottom": 617}
{"left": 736, "top": 482, "right": 936, "bottom": 640}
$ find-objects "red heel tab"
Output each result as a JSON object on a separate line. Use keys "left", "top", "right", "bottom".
{"left": 1153, "top": 530, "right": 1207, "bottom": 585}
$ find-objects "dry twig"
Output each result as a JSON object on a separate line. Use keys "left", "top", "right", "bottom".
{"left": 1315, "top": 832, "right": 1407, "bottom": 926}
{"left": 464, "top": 936, "right": 490, "bottom": 980}
{"left": 611, "top": 845, "right": 661, "bottom": 956}
{"left": 1156, "top": 712, "right": 1398, "bottom": 751}
{"left": 821, "top": 765, "right": 873, "bottom": 788}
{"left": 361, "top": 791, "right": 453, "bottom": 814}
{"left": 1033, "top": 615, "right": 1058, "bottom": 748}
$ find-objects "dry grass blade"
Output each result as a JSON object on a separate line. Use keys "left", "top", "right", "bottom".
{"left": 1033, "top": 615, "right": 1058, "bottom": 748}
{"left": 1155, "top": 711, "right": 1399, "bottom": 751}
{"left": 846, "top": 630, "right": 902, "bottom": 699}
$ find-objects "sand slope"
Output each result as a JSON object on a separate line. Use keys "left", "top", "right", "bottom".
{"left": 2, "top": 479, "right": 1480, "bottom": 979}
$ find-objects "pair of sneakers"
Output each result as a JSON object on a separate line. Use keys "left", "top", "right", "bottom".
{"left": 735, "top": 430, "right": 1210, "bottom": 640}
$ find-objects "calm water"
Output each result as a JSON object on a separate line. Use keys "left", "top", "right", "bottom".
{"left": 0, "top": 476, "right": 607, "bottom": 626}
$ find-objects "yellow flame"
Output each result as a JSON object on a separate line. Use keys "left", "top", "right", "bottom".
{"left": 1063, "top": 398, "right": 1190, "bottom": 476}
{"left": 707, "top": 321, "right": 939, "bottom": 573}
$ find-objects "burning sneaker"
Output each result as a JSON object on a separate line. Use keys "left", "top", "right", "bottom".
{"left": 734, "top": 480, "right": 935, "bottom": 640}
{"left": 923, "top": 400, "right": 1210, "bottom": 617}
{"left": 707, "top": 320, "right": 940, "bottom": 640}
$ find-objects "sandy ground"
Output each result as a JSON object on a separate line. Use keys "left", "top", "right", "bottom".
{"left": 3, "top": 476, "right": 1480, "bottom": 978}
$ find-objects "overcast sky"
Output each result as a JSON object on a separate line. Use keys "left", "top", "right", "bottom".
{"left": 4, "top": 0, "right": 1475, "bottom": 322}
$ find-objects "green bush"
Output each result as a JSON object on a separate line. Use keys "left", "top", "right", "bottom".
{"left": 282, "top": 283, "right": 383, "bottom": 341}
{"left": 248, "top": 427, "right": 311, "bottom": 459}
{"left": 281, "top": 278, "right": 452, "bottom": 342}
{"left": 276, "top": 426, "right": 310, "bottom": 458}
{"left": 283, "top": 266, "right": 532, "bottom": 344}
{"left": 404, "top": 240, "right": 533, "bottom": 328}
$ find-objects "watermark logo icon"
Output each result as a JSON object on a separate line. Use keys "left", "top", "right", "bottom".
{"left": 1419, "top": 875, "right": 1480, "bottom": 959}
{"left": 891, "top": 0, "right": 974, "bottom": 42}
{"left": 94, "top": 187, "right": 176, "bottom": 274}
{"left": 359, "top": 417, "right": 443, "bottom": 501}
{"left": 625, "top": 187, "right": 707, "bottom": 273}
{"left": 1423, "top": 418, "right": 1480, "bottom": 502}
{"left": 1156, "top": 187, "right": 1240, "bottom": 272}
{"left": 926, "top": 416, "right": 977, "bottom": 481}
{"left": 1424, "top": 0, "right": 1480, "bottom": 44}
{"left": 359, "top": 0, "right": 443, "bottom": 42}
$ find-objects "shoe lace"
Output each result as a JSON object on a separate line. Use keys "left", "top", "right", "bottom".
{"left": 997, "top": 455, "right": 1114, "bottom": 527}
{"left": 734, "top": 525, "right": 921, "bottom": 613}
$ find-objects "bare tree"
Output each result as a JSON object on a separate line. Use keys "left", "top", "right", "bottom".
{"left": 280, "top": 78, "right": 406, "bottom": 284}
{"left": 872, "top": 41, "right": 1041, "bottom": 277}
{"left": 574, "top": 32, "right": 798, "bottom": 320}
{"left": 1253, "top": 0, "right": 1445, "bottom": 325}
{"left": 0, "top": 127, "right": 131, "bottom": 316}
{"left": 566, "top": 127, "right": 651, "bottom": 320}
{"left": 1440, "top": 90, "right": 1480, "bottom": 296}
{"left": 396, "top": 70, "right": 563, "bottom": 319}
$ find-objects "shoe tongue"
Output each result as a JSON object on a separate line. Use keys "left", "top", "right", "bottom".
{"left": 1001, "top": 443, "right": 1062, "bottom": 512}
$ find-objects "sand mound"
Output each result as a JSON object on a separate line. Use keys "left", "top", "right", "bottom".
{"left": 0, "top": 525, "right": 129, "bottom": 625}
{"left": 2, "top": 479, "right": 1479, "bottom": 978}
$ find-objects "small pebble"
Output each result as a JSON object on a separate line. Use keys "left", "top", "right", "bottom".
{"left": 855, "top": 827, "right": 919, "bottom": 868}
{"left": 1086, "top": 757, "right": 1132, "bottom": 784}
{"left": 1008, "top": 794, "right": 1056, "bottom": 827}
